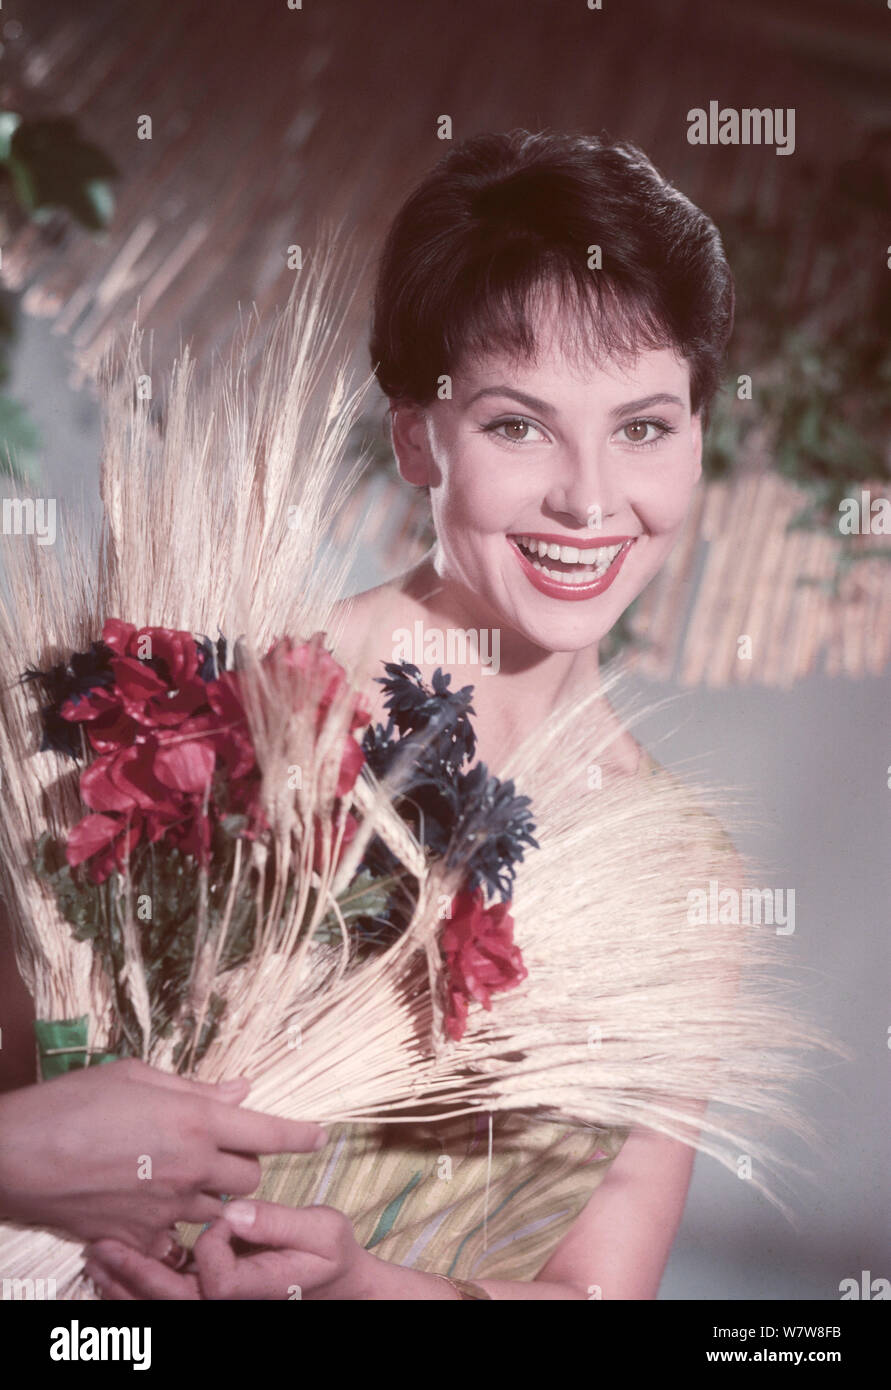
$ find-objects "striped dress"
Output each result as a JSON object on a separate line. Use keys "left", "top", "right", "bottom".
{"left": 250, "top": 1109, "right": 629, "bottom": 1283}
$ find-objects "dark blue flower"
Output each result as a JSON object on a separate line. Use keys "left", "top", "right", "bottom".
{"left": 359, "top": 661, "right": 537, "bottom": 902}
{"left": 21, "top": 641, "right": 116, "bottom": 759}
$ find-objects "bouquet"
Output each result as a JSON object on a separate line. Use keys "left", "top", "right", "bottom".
{"left": 1, "top": 609, "right": 541, "bottom": 1297}
{"left": 22, "top": 617, "right": 537, "bottom": 1081}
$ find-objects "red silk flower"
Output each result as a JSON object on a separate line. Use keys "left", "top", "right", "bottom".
{"left": 61, "top": 621, "right": 368, "bottom": 884}
{"left": 440, "top": 887, "right": 527, "bottom": 1042}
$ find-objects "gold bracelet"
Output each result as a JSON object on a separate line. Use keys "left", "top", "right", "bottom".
{"left": 433, "top": 1273, "right": 493, "bottom": 1300}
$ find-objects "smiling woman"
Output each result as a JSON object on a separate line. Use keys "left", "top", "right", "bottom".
{"left": 69, "top": 129, "right": 834, "bottom": 1303}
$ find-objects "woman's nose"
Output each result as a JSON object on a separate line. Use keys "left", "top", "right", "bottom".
{"left": 543, "top": 445, "right": 621, "bottom": 528}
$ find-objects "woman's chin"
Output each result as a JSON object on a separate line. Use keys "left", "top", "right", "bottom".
{"left": 490, "top": 599, "right": 633, "bottom": 656}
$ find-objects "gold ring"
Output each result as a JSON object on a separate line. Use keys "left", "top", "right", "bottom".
{"left": 159, "top": 1233, "right": 190, "bottom": 1270}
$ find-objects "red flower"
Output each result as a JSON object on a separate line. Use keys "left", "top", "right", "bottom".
{"left": 106, "top": 621, "right": 207, "bottom": 730}
{"left": 66, "top": 811, "right": 144, "bottom": 884}
{"left": 153, "top": 737, "right": 216, "bottom": 794}
{"left": 102, "top": 619, "right": 199, "bottom": 686}
{"left": 440, "top": 887, "right": 527, "bottom": 1041}
{"left": 265, "top": 633, "right": 371, "bottom": 735}
{"left": 336, "top": 735, "right": 365, "bottom": 799}
{"left": 60, "top": 623, "right": 370, "bottom": 882}
{"left": 262, "top": 632, "right": 369, "bottom": 802}
{"left": 60, "top": 619, "right": 208, "bottom": 749}
{"left": 59, "top": 684, "right": 141, "bottom": 753}
{"left": 204, "top": 672, "right": 259, "bottom": 781}
{"left": 80, "top": 742, "right": 175, "bottom": 813}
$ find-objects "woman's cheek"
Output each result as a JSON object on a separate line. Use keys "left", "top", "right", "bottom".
{"left": 631, "top": 464, "right": 700, "bottom": 537}
{"left": 452, "top": 460, "right": 513, "bottom": 521}
{"left": 432, "top": 490, "right": 494, "bottom": 583}
{"left": 441, "top": 467, "right": 515, "bottom": 549}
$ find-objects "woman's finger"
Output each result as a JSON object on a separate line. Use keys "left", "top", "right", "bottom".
{"left": 204, "top": 1153, "right": 263, "bottom": 1198}
{"left": 83, "top": 1262, "right": 137, "bottom": 1301}
{"left": 85, "top": 1240, "right": 201, "bottom": 1300}
{"left": 195, "top": 1226, "right": 329, "bottom": 1300}
{"left": 123, "top": 1061, "right": 252, "bottom": 1104}
{"left": 215, "top": 1199, "right": 343, "bottom": 1255}
{"left": 192, "top": 1220, "right": 238, "bottom": 1297}
{"left": 177, "top": 1192, "right": 227, "bottom": 1227}
{"left": 210, "top": 1106, "right": 327, "bottom": 1158}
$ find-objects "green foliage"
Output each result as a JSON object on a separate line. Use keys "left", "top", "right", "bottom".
{"left": 34, "top": 822, "right": 275, "bottom": 1065}
{"left": 0, "top": 290, "right": 39, "bottom": 483}
{"left": 706, "top": 139, "right": 891, "bottom": 542}
{"left": 0, "top": 111, "right": 119, "bottom": 231}
{"left": 313, "top": 869, "right": 403, "bottom": 955}
{"left": 0, "top": 110, "right": 120, "bottom": 481}
{"left": 32, "top": 821, "right": 411, "bottom": 1066}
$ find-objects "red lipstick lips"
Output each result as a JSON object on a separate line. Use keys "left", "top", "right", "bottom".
{"left": 510, "top": 532, "right": 631, "bottom": 549}
{"left": 508, "top": 535, "right": 636, "bottom": 601}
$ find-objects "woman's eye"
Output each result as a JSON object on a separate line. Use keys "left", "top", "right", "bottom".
{"left": 619, "top": 418, "right": 675, "bottom": 446}
{"left": 483, "top": 417, "right": 547, "bottom": 446}
{"left": 481, "top": 415, "right": 676, "bottom": 448}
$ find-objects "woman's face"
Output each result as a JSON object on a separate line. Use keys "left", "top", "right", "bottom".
{"left": 391, "top": 307, "right": 703, "bottom": 654}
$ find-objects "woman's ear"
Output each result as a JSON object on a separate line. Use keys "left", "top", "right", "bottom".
{"left": 389, "top": 402, "right": 437, "bottom": 488}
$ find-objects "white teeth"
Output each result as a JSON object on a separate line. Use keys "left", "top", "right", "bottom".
{"left": 514, "top": 535, "right": 626, "bottom": 573}
{"left": 531, "top": 559, "right": 609, "bottom": 583}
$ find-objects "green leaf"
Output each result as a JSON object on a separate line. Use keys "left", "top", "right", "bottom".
{"left": 312, "top": 871, "right": 404, "bottom": 948}
{"left": 0, "top": 393, "right": 41, "bottom": 482}
{"left": 0, "top": 110, "right": 22, "bottom": 162}
{"left": 335, "top": 870, "right": 399, "bottom": 922}
{"left": 5, "top": 154, "right": 37, "bottom": 211}
{"left": 9, "top": 116, "right": 119, "bottom": 229}
{"left": 81, "top": 179, "right": 115, "bottom": 231}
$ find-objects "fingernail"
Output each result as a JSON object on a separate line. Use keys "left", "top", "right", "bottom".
{"left": 221, "top": 1199, "right": 256, "bottom": 1230}
{"left": 313, "top": 1127, "right": 329, "bottom": 1150}
{"left": 218, "top": 1078, "right": 246, "bottom": 1094}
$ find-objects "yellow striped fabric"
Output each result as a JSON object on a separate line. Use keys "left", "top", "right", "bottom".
{"left": 252, "top": 1110, "right": 629, "bottom": 1283}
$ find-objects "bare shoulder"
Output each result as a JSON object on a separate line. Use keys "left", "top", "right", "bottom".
{"left": 327, "top": 579, "right": 422, "bottom": 716}
{"left": 329, "top": 582, "right": 404, "bottom": 668}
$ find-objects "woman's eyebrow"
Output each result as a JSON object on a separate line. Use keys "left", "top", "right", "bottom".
{"left": 466, "top": 385, "right": 552, "bottom": 412}
{"left": 611, "top": 393, "right": 687, "bottom": 416}
{"left": 465, "top": 386, "right": 686, "bottom": 415}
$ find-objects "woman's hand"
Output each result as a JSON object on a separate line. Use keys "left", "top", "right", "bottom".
{"left": 0, "top": 1061, "right": 327, "bottom": 1255}
{"left": 84, "top": 1199, "right": 376, "bottom": 1300}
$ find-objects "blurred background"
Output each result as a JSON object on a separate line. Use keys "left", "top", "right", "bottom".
{"left": 0, "top": 0, "right": 888, "bottom": 1299}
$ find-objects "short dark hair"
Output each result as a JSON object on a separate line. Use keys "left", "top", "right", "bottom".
{"left": 369, "top": 128, "right": 734, "bottom": 420}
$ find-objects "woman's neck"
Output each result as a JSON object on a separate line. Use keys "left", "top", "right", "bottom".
{"left": 335, "top": 554, "right": 640, "bottom": 777}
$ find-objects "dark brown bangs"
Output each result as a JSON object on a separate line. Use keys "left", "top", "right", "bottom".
{"left": 447, "top": 255, "right": 678, "bottom": 387}
{"left": 369, "top": 131, "right": 735, "bottom": 419}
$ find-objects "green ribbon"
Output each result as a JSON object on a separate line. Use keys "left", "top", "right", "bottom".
{"left": 34, "top": 1016, "right": 118, "bottom": 1080}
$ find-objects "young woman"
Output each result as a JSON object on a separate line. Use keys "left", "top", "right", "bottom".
{"left": 72, "top": 129, "right": 752, "bottom": 1300}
